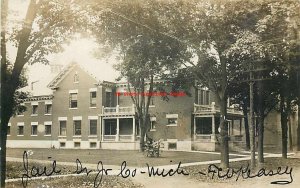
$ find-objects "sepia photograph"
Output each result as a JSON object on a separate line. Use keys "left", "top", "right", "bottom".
{"left": 1, "top": 0, "right": 300, "bottom": 187}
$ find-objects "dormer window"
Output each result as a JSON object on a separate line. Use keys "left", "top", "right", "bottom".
{"left": 74, "top": 72, "right": 79, "bottom": 83}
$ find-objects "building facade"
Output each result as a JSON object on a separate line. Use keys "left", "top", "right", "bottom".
{"left": 7, "top": 63, "right": 245, "bottom": 151}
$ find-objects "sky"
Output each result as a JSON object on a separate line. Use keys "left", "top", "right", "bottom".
{"left": 7, "top": 0, "right": 119, "bottom": 88}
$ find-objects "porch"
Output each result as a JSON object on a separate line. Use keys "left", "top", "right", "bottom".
{"left": 101, "top": 105, "right": 140, "bottom": 149}
{"left": 193, "top": 103, "right": 244, "bottom": 151}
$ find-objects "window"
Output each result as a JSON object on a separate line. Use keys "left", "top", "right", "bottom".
{"left": 150, "top": 117, "right": 156, "bottom": 131}
{"left": 69, "top": 93, "right": 78, "bottom": 108}
{"left": 60, "top": 142, "right": 66, "bottom": 148}
{"left": 168, "top": 143, "right": 177, "bottom": 150}
{"left": 32, "top": 105, "right": 38, "bottom": 115}
{"left": 31, "top": 124, "right": 37, "bottom": 135}
{"left": 149, "top": 98, "right": 155, "bottom": 107}
{"left": 74, "top": 142, "right": 80, "bottom": 148}
{"left": 45, "top": 124, "right": 51, "bottom": 135}
{"left": 104, "top": 119, "right": 117, "bottom": 135}
{"left": 89, "top": 119, "right": 97, "bottom": 135}
{"left": 74, "top": 120, "right": 81, "bottom": 135}
{"left": 74, "top": 72, "right": 79, "bottom": 83}
{"left": 90, "top": 142, "right": 97, "bottom": 148}
{"left": 105, "top": 92, "right": 113, "bottom": 107}
{"left": 198, "top": 89, "right": 210, "bottom": 105}
{"left": 59, "top": 121, "right": 67, "bottom": 136}
{"left": 168, "top": 118, "right": 177, "bottom": 124}
{"left": 45, "top": 104, "right": 52, "bottom": 114}
{"left": 18, "top": 125, "right": 24, "bottom": 135}
{"left": 90, "top": 91, "right": 97, "bottom": 107}
{"left": 166, "top": 114, "right": 178, "bottom": 126}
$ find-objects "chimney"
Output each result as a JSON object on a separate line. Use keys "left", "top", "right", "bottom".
{"left": 50, "top": 64, "right": 63, "bottom": 74}
{"left": 31, "top": 80, "right": 39, "bottom": 90}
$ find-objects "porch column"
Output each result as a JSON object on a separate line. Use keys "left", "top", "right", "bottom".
{"left": 132, "top": 117, "right": 135, "bottom": 142}
{"left": 116, "top": 118, "right": 120, "bottom": 141}
{"left": 211, "top": 115, "right": 215, "bottom": 142}
{"left": 240, "top": 118, "right": 243, "bottom": 135}
{"left": 101, "top": 118, "right": 105, "bottom": 141}
{"left": 193, "top": 116, "right": 196, "bottom": 140}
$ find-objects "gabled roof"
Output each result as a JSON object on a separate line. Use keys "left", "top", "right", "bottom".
{"left": 47, "top": 62, "right": 102, "bottom": 89}
{"left": 47, "top": 62, "right": 77, "bottom": 89}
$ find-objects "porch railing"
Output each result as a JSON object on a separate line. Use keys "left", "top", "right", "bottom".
{"left": 119, "top": 135, "right": 133, "bottom": 141}
{"left": 194, "top": 103, "right": 242, "bottom": 115}
{"left": 103, "top": 135, "right": 116, "bottom": 141}
{"left": 102, "top": 105, "right": 135, "bottom": 115}
{"left": 195, "top": 134, "right": 212, "bottom": 140}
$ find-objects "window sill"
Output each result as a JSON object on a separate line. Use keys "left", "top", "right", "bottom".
{"left": 31, "top": 135, "right": 38, "bottom": 136}
{"left": 69, "top": 108, "right": 78, "bottom": 110}
{"left": 45, "top": 114, "right": 52, "bottom": 116}
{"left": 149, "top": 105, "right": 155, "bottom": 108}
{"left": 89, "top": 107, "right": 97, "bottom": 109}
{"left": 7, "top": 135, "right": 11, "bottom": 136}
{"left": 45, "top": 135, "right": 52, "bottom": 137}
{"left": 73, "top": 135, "right": 82, "bottom": 138}
{"left": 31, "top": 114, "right": 38, "bottom": 116}
{"left": 88, "top": 135, "right": 97, "bottom": 137}
{"left": 166, "top": 124, "right": 177, "bottom": 127}
{"left": 17, "top": 115, "right": 24, "bottom": 117}
{"left": 17, "top": 135, "right": 24, "bottom": 136}
{"left": 58, "top": 136, "right": 66, "bottom": 138}
{"left": 150, "top": 129, "right": 156, "bottom": 131}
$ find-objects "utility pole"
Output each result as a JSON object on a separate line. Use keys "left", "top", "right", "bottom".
{"left": 249, "top": 70, "right": 256, "bottom": 168}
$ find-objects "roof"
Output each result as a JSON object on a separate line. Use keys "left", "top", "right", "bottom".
{"left": 20, "top": 62, "right": 119, "bottom": 98}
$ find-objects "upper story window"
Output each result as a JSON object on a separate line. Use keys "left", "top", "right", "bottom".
{"left": 45, "top": 104, "right": 52, "bottom": 115}
{"left": 90, "top": 91, "right": 97, "bottom": 107}
{"left": 166, "top": 114, "right": 178, "bottom": 126}
{"left": 32, "top": 105, "right": 38, "bottom": 115}
{"left": 198, "top": 89, "right": 210, "bottom": 105}
{"left": 69, "top": 90, "right": 78, "bottom": 109}
{"left": 105, "top": 91, "right": 113, "bottom": 107}
{"left": 74, "top": 72, "right": 79, "bottom": 83}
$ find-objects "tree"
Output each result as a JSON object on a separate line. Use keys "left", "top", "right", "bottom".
{"left": 166, "top": 0, "right": 272, "bottom": 168}
{"left": 254, "top": 0, "right": 300, "bottom": 158}
{"left": 0, "top": 0, "right": 84, "bottom": 186}
{"left": 89, "top": 0, "right": 190, "bottom": 151}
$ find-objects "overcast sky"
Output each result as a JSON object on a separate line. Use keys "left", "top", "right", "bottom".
{"left": 8, "top": 0, "right": 119, "bottom": 84}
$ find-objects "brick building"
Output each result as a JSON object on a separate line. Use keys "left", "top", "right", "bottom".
{"left": 7, "top": 63, "right": 245, "bottom": 151}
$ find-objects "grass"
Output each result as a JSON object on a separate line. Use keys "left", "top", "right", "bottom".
{"left": 6, "top": 148, "right": 242, "bottom": 167}
{"left": 6, "top": 175, "right": 144, "bottom": 188}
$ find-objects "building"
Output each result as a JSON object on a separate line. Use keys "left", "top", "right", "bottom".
{"left": 7, "top": 62, "right": 246, "bottom": 151}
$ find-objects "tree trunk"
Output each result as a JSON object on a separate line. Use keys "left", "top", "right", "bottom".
{"left": 280, "top": 95, "right": 288, "bottom": 159}
{"left": 257, "top": 115, "right": 264, "bottom": 164}
{"left": 242, "top": 104, "right": 250, "bottom": 150}
{"left": 297, "top": 102, "right": 300, "bottom": 151}
{"left": 219, "top": 95, "right": 229, "bottom": 168}
{"left": 288, "top": 116, "right": 293, "bottom": 151}
{"left": 0, "top": 86, "right": 15, "bottom": 188}
{"left": 139, "top": 125, "right": 146, "bottom": 152}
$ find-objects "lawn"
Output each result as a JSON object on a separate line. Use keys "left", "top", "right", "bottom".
{"left": 6, "top": 148, "right": 243, "bottom": 167}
